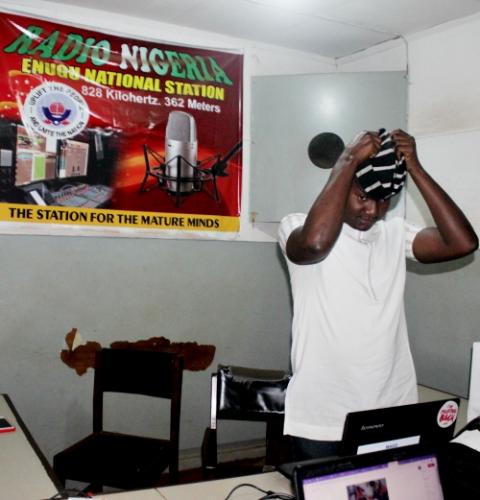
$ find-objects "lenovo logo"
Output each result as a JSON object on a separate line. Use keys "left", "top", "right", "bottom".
{"left": 361, "top": 423, "right": 384, "bottom": 431}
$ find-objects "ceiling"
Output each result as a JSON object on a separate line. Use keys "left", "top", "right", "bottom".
{"left": 43, "top": 0, "right": 480, "bottom": 58}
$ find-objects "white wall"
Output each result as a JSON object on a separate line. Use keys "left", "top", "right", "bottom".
{"left": 407, "top": 15, "right": 480, "bottom": 137}
{"left": 339, "top": 14, "right": 480, "bottom": 397}
{"left": 0, "top": 0, "right": 336, "bottom": 465}
{"left": 339, "top": 14, "right": 480, "bottom": 231}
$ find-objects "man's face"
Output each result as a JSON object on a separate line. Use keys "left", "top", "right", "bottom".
{"left": 343, "top": 182, "right": 390, "bottom": 231}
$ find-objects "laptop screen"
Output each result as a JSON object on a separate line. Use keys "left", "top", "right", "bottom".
{"left": 340, "top": 398, "right": 459, "bottom": 456}
{"left": 296, "top": 448, "right": 444, "bottom": 500}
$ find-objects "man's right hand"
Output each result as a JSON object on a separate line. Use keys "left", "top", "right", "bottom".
{"left": 343, "top": 130, "right": 381, "bottom": 166}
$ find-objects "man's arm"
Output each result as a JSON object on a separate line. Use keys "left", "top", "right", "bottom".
{"left": 392, "top": 129, "right": 478, "bottom": 263}
{"left": 286, "top": 131, "right": 381, "bottom": 264}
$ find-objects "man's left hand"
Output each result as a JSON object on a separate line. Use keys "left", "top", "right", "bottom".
{"left": 391, "top": 129, "right": 421, "bottom": 171}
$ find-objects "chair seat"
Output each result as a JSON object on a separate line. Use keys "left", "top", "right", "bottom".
{"left": 54, "top": 431, "right": 172, "bottom": 490}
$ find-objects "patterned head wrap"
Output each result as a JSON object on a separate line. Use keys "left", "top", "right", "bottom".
{"left": 355, "top": 128, "right": 407, "bottom": 200}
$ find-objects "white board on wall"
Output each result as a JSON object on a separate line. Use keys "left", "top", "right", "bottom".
{"left": 250, "top": 71, "right": 408, "bottom": 222}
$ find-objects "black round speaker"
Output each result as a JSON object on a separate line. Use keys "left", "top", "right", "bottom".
{"left": 308, "top": 132, "right": 345, "bottom": 169}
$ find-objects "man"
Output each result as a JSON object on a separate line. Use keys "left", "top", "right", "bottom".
{"left": 278, "top": 129, "right": 478, "bottom": 460}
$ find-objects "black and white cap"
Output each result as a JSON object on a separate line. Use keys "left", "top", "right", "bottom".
{"left": 355, "top": 128, "right": 407, "bottom": 200}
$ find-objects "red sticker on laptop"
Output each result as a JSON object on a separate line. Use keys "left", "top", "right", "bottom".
{"left": 437, "top": 400, "right": 459, "bottom": 428}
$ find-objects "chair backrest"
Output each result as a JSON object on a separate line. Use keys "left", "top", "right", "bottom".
{"left": 202, "top": 364, "right": 291, "bottom": 473}
{"left": 215, "top": 364, "right": 291, "bottom": 423}
{"left": 92, "top": 348, "right": 183, "bottom": 436}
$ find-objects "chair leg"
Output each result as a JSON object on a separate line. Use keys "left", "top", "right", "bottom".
{"left": 52, "top": 460, "right": 66, "bottom": 489}
{"left": 54, "top": 472, "right": 66, "bottom": 488}
{"left": 266, "top": 420, "right": 291, "bottom": 466}
{"left": 169, "top": 466, "right": 179, "bottom": 485}
{"left": 201, "top": 427, "right": 218, "bottom": 479}
{"left": 86, "top": 482, "right": 103, "bottom": 494}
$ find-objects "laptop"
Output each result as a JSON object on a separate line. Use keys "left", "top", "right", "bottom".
{"left": 293, "top": 445, "right": 446, "bottom": 500}
{"left": 340, "top": 398, "right": 460, "bottom": 455}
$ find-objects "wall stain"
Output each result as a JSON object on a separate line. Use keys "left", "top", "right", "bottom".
{"left": 60, "top": 328, "right": 216, "bottom": 375}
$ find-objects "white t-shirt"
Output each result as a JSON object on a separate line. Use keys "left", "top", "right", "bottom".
{"left": 278, "top": 214, "right": 422, "bottom": 441}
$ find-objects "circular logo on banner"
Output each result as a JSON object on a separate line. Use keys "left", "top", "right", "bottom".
{"left": 437, "top": 400, "right": 459, "bottom": 428}
{"left": 22, "top": 82, "right": 89, "bottom": 139}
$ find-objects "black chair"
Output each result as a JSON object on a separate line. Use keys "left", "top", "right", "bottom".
{"left": 53, "top": 348, "right": 183, "bottom": 492}
{"left": 201, "top": 365, "right": 291, "bottom": 479}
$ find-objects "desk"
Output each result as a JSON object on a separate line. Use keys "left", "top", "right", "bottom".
{"left": 94, "top": 472, "right": 293, "bottom": 500}
{"left": 0, "top": 394, "right": 60, "bottom": 500}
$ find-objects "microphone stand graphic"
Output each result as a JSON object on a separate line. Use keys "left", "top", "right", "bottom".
{"left": 141, "top": 136, "right": 242, "bottom": 208}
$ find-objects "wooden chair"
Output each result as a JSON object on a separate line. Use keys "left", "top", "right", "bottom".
{"left": 201, "top": 365, "right": 291, "bottom": 479}
{"left": 53, "top": 348, "right": 183, "bottom": 492}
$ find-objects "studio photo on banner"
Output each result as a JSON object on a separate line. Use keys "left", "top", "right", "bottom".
{"left": 0, "top": 11, "right": 243, "bottom": 237}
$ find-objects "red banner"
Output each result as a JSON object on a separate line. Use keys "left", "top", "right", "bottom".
{"left": 0, "top": 12, "right": 243, "bottom": 235}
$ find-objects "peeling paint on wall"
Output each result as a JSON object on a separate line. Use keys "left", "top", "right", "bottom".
{"left": 60, "top": 328, "right": 216, "bottom": 375}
